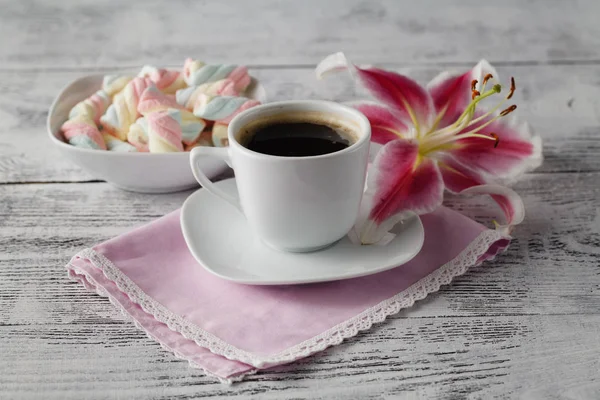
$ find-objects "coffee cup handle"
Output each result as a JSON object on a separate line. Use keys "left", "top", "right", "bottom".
{"left": 189, "top": 147, "right": 243, "bottom": 213}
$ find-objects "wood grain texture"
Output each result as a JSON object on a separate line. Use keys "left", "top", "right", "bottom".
{"left": 1, "top": 172, "right": 600, "bottom": 321}
{"left": 1, "top": 0, "right": 600, "bottom": 69}
{"left": 1, "top": 64, "right": 600, "bottom": 183}
{"left": 2, "top": 0, "right": 600, "bottom": 398}
{"left": 0, "top": 172, "right": 599, "bottom": 398}
{"left": 2, "top": 316, "right": 600, "bottom": 400}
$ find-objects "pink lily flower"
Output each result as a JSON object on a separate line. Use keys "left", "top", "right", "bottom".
{"left": 316, "top": 53, "right": 542, "bottom": 244}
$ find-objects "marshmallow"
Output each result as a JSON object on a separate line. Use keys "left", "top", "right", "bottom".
{"left": 102, "top": 133, "right": 137, "bottom": 152}
{"left": 102, "top": 75, "right": 133, "bottom": 97}
{"left": 137, "top": 85, "right": 183, "bottom": 116}
{"left": 131, "top": 108, "right": 204, "bottom": 149}
{"left": 69, "top": 90, "right": 110, "bottom": 124}
{"left": 180, "top": 110, "right": 207, "bottom": 145}
{"left": 183, "top": 58, "right": 251, "bottom": 92}
{"left": 146, "top": 108, "right": 184, "bottom": 153}
{"left": 175, "top": 79, "right": 238, "bottom": 109}
{"left": 127, "top": 117, "right": 150, "bottom": 152}
{"left": 193, "top": 94, "right": 260, "bottom": 124}
{"left": 100, "top": 77, "right": 153, "bottom": 140}
{"left": 138, "top": 65, "right": 186, "bottom": 94}
{"left": 211, "top": 123, "right": 229, "bottom": 147}
{"left": 185, "top": 130, "right": 213, "bottom": 151}
{"left": 61, "top": 115, "right": 106, "bottom": 150}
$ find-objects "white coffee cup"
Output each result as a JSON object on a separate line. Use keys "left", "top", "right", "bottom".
{"left": 190, "top": 100, "right": 371, "bottom": 252}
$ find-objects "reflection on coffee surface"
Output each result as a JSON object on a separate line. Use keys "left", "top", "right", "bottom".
{"left": 240, "top": 114, "right": 357, "bottom": 157}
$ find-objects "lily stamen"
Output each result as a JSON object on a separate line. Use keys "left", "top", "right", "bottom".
{"left": 464, "top": 98, "right": 508, "bottom": 126}
{"left": 419, "top": 79, "right": 518, "bottom": 153}
{"left": 430, "top": 87, "right": 501, "bottom": 137}
{"left": 490, "top": 133, "right": 500, "bottom": 148}
{"left": 480, "top": 74, "right": 494, "bottom": 93}
{"left": 454, "top": 111, "right": 512, "bottom": 137}
{"left": 507, "top": 77, "right": 516, "bottom": 99}
{"left": 443, "top": 86, "right": 500, "bottom": 132}
{"left": 419, "top": 74, "right": 519, "bottom": 155}
{"left": 500, "top": 105, "right": 517, "bottom": 116}
{"left": 428, "top": 75, "right": 516, "bottom": 140}
{"left": 420, "top": 130, "right": 497, "bottom": 153}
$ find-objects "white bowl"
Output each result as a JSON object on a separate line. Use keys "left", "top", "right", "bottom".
{"left": 47, "top": 74, "right": 266, "bottom": 193}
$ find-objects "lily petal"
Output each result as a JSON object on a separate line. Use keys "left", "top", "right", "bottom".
{"left": 427, "top": 59, "right": 498, "bottom": 128}
{"left": 438, "top": 156, "right": 525, "bottom": 234}
{"left": 353, "top": 140, "right": 444, "bottom": 245}
{"left": 347, "top": 101, "right": 408, "bottom": 144}
{"left": 368, "top": 139, "right": 444, "bottom": 223}
{"left": 450, "top": 113, "right": 543, "bottom": 183}
{"left": 437, "top": 155, "right": 486, "bottom": 193}
{"left": 316, "top": 52, "right": 434, "bottom": 134}
{"left": 459, "top": 184, "right": 525, "bottom": 235}
{"left": 355, "top": 67, "right": 434, "bottom": 135}
{"left": 349, "top": 203, "right": 416, "bottom": 246}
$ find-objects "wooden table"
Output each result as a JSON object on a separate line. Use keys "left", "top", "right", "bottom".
{"left": 2, "top": 1, "right": 599, "bottom": 398}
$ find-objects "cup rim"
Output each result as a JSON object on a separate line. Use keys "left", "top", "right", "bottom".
{"left": 227, "top": 100, "right": 371, "bottom": 161}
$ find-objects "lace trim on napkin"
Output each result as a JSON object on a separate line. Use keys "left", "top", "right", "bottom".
{"left": 66, "top": 266, "right": 254, "bottom": 384}
{"left": 67, "top": 229, "right": 508, "bottom": 372}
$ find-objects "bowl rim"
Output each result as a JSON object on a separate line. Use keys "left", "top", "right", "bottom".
{"left": 47, "top": 72, "right": 264, "bottom": 158}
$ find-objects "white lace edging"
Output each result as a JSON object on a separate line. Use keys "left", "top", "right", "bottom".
{"left": 66, "top": 229, "right": 508, "bottom": 375}
{"left": 66, "top": 266, "right": 258, "bottom": 384}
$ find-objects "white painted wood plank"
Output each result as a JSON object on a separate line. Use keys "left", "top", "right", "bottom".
{"left": 1, "top": 64, "right": 600, "bottom": 183}
{"left": 2, "top": 0, "right": 600, "bottom": 69}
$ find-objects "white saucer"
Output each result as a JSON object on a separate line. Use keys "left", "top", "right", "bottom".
{"left": 180, "top": 179, "right": 425, "bottom": 285}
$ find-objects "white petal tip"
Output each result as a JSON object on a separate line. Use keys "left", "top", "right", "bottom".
{"left": 461, "top": 184, "right": 525, "bottom": 228}
{"left": 494, "top": 223, "right": 513, "bottom": 237}
{"left": 530, "top": 134, "right": 544, "bottom": 168}
{"left": 315, "top": 52, "right": 351, "bottom": 80}
{"left": 347, "top": 229, "right": 397, "bottom": 246}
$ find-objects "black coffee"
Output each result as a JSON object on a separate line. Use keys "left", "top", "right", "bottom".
{"left": 242, "top": 121, "right": 354, "bottom": 157}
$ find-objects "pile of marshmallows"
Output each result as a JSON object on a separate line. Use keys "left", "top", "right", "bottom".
{"left": 60, "top": 59, "right": 261, "bottom": 152}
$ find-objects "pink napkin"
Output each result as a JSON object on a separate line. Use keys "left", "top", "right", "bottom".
{"left": 66, "top": 206, "right": 509, "bottom": 383}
